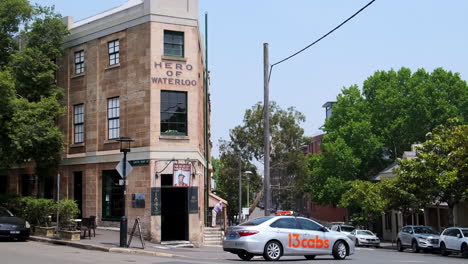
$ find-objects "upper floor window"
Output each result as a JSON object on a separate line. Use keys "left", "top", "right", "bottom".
{"left": 108, "top": 40, "right": 120, "bottom": 66}
{"left": 161, "top": 91, "right": 187, "bottom": 136}
{"left": 74, "top": 50, "right": 85, "bottom": 74}
{"left": 107, "top": 97, "right": 120, "bottom": 139}
{"left": 74, "top": 104, "right": 84, "bottom": 144}
{"left": 164, "top": 30, "right": 184, "bottom": 57}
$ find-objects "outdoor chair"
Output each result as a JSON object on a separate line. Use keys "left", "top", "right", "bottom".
{"left": 81, "top": 216, "right": 96, "bottom": 239}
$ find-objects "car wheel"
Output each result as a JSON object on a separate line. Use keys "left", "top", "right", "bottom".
{"left": 355, "top": 239, "right": 360, "bottom": 247}
{"left": 411, "top": 240, "right": 420, "bottom": 253}
{"left": 304, "top": 255, "right": 316, "bottom": 260}
{"left": 461, "top": 243, "right": 468, "bottom": 258}
{"left": 440, "top": 242, "right": 449, "bottom": 256}
{"left": 332, "top": 240, "right": 348, "bottom": 260}
{"left": 238, "top": 253, "right": 254, "bottom": 261}
{"left": 397, "top": 240, "right": 404, "bottom": 252}
{"left": 375, "top": 244, "right": 380, "bottom": 248}
{"left": 263, "top": 240, "right": 282, "bottom": 261}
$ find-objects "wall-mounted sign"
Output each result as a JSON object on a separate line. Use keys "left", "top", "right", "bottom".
{"left": 132, "top": 193, "right": 145, "bottom": 208}
{"left": 188, "top": 187, "right": 198, "bottom": 214}
{"left": 151, "top": 188, "right": 161, "bottom": 216}
{"left": 173, "top": 163, "right": 191, "bottom": 187}
{"left": 151, "top": 62, "right": 197, "bottom": 87}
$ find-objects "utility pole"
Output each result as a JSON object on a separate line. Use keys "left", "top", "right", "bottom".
{"left": 238, "top": 152, "right": 242, "bottom": 224}
{"left": 263, "top": 43, "right": 271, "bottom": 216}
{"left": 117, "top": 137, "right": 133, "bottom": 248}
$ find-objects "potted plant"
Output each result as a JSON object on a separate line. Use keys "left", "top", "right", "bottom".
{"left": 57, "top": 199, "right": 80, "bottom": 240}
{"left": 20, "top": 197, "right": 56, "bottom": 237}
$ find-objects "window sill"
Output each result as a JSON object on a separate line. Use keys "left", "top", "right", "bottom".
{"left": 104, "top": 139, "right": 119, "bottom": 144}
{"left": 159, "top": 135, "right": 189, "bottom": 140}
{"left": 105, "top": 63, "right": 120, "bottom": 70}
{"left": 161, "top": 56, "right": 187, "bottom": 62}
{"left": 71, "top": 73, "right": 85, "bottom": 79}
{"left": 70, "top": 143, "right": 85, "bottom": 148}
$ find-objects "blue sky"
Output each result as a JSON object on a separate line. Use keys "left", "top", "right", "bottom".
{"left": 31, "top": 0, "right": 468, "bottom": 157}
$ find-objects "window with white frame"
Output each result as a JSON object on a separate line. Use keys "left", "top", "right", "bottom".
{"left": 74, "top": 50, "right": 85, "bottom": 74}
{"left": 108, "top": 40, "right": 120, "bottom": 66}
{"left": 107, "top": 97, "right": 120, "bottom": 139}
{"left": 74, "top": 104, "right": 84, "bottom": 144}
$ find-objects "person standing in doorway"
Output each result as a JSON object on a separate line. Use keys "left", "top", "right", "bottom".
{"left": 212, "top": 201, "right": 223, "bottom": 227}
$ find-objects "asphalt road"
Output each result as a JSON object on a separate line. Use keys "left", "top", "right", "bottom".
{"left": 1, "top": 240, "right": 467, "bottom": 264}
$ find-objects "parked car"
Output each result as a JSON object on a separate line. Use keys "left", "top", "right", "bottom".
{"left": 330, "top": 224, "right": 355, "bottom": 240}
{"left": 351, "top": 229, "right": 380, "bottom": 248}
{"left": 223, "top": 214, "right": 355, "bottom": 261}
{"left": 439, "top": 227, "right": 468, "bottom": 258}
{"left": 396, "top": 225, "right": 440, "bottom": 253}
{"left": 0, "top": 206, "right": 30, "bottom": 241}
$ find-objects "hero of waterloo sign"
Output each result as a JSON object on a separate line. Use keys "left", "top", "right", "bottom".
{"left": 151, "top": 62, "right": 197, "bottom": 86}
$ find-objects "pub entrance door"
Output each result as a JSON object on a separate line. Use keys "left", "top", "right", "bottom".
{"left": 161, "top": 174, "right": 188, "bottom": 241}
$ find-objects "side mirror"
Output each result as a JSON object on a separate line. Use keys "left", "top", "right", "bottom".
{"left": 321, "top": 227, "right": 328, "bottom": 232}
{"left": 409, "top": 230, "right": 414, "bottom": 234}
{"left": 457, "top": 234, "right": 462, "bottom": 238}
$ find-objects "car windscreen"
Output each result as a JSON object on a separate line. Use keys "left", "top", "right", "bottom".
{"left": 413, "top": 227, "right": 438, "bottom": 234}
{"left": 341, "top": 226, "right": 355, "bottom": 232}
{"left": 357, "top": 231, "right": 374, "bottom": 236}
{"left": 0, "top": 207, "right": 13, "bottom": 217}
{"left": 239, "top": 216, "right": 274, "bottom": 226}
{"left": 462, "top": 229, "right": 468, "bottom": 237}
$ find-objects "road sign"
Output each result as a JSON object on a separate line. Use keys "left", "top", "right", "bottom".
{"left": 119, "top": 180, "right": 129, "bottom": 186}
{"left": 116, "top": 159, "right": 133, "bottom": 179}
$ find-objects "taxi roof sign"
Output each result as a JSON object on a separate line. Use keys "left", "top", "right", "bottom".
{"left": 275, "top": 211, "right": 294, "bottom": 216}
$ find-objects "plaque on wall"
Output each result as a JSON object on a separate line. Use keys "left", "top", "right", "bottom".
{"left": 132, "top": 193, "right": 145, "bottom": 208}
{"left": 188, "top": 187, "right": 198, "bottom": 214}
{"left": 151, "top": 187, "right": 161, "bottom": 216}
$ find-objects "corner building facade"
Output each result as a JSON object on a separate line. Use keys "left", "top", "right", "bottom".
{"left": 56, "top": 0, "right": 209, "bottom": 245}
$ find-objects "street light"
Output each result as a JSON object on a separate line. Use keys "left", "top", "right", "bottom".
{"left": 244, "top": 171, "right": 253, "bottom": 207}
{"left": 116, "top": 136, "right": 134, "bottom": 248}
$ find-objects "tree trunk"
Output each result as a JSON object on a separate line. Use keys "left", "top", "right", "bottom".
{"left": 447, "top": 202, "right": 455, "bottom": 227}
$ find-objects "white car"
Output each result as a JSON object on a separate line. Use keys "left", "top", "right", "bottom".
{"left": 330, "top": 224, "right": 356, "bottom": 240}
{"left": 351, "top": 230, "right": 380, "bottom": 247}
{"left": 439, "top": 227, "right": 468, "bottom": 258}
{"left": 223, "top": 215, "right": 355, "bottom": 261}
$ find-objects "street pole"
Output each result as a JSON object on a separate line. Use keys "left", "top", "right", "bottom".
{"left": 263, "top": 43, "right": 271, "bottom": 216}
{"left": 238, "top": 153, "right": 242, "bottom": 224}
{"left": 56, "top": 173, "right": 60, "bottom": 238}
{"left": 120, "top": 149, "right": 129, "bottom": 247}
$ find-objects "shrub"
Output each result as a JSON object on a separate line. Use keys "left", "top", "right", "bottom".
{"left": 57, "top": 199, "right": 79, "bottom": 231}
{"left": 21, "top": 197, "right": 56, "bottom": 227}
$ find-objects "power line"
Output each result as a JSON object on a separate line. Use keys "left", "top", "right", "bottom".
{"left": 269, "top": 0, "right": 377, "bottom": 81}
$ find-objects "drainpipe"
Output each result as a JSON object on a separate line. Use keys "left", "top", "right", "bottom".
{"left": 204, "top": 12, "right": 209, "bottom": 227}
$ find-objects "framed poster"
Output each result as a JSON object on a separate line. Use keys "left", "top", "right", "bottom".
{"left": 188, "top": 187, "right": 198, "bottom": 213}
{"left": 151, "top": 188, "right": 161, "bottom": 216}
{"left": 173, "top": 163, "right": 191, "bottom": 187}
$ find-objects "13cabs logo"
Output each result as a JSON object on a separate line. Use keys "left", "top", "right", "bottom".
{"left": 288, "top": 234, "right": 330, "bottom": 249}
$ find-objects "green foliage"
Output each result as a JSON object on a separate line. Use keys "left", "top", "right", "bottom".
{"left": 0, "top": 0, "right": 32, "bottom": 67}
{"left": 395, "top": 118, "right": 468, "bottom": 225}
{"left": 309, "top": 68, "right": 468, "bottom": 206}
{"left": 57, "top": 199, "right": 80, "bottom": 231}
{"left": 0, "top": 2, "right": 68, "bottom": 180}
{"left": 20, "top": 197, "right": 55, "bottom": 227}
{"left": 339, "top": 180, "right": 386, "bottom": 225}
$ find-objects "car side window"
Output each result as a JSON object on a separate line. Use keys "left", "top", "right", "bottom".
{"left": 270, "top": 218, "right": 297, "bottom": 229}
{"left": 401, "top": 227, "right": 408, "bottom": 233}
{"left": 297, "top": 218, "right": 322, "bottom": 231}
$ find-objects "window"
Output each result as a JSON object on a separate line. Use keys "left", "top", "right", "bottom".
{"left": 160, "top": 91, "right": 187, "bottom": 135}
{"left": 164, "top": 30, "right": 184, "bottom": 57}
{"left": 270, "top": 218, "right": 297, "bottom": 229}
{"left": 74, "top": 50, "right": 85, "bottom": 74}
{"left": 107, "top": 97, "right": 120, "bottom": 139}
{"left": 297, "top": 218, "right": 322, "bottom": 231}
{"left": 74, "top": 104, "right": 84, "bottom": 143}
{"left": 385, "top": 213, "right": 392, "bottom": 230}
{"left": 108, "top": 40, "right": 120, "bottom": 65}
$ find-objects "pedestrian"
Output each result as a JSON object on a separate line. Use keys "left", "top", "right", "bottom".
{"left": 212, "top": 201, "right": 223, "bottom": 227}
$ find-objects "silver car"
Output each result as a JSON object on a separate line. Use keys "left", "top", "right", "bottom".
{"left": 396, "top": 225, "right": 440, "bottom": 253}
{"left": 350, "top": 229, "right": 380, "bottom": 247}
{"left": 223, "top": 216, "right": 355, "bottom": 261}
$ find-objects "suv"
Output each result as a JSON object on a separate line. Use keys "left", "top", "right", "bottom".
{"left": 439, "top": 227, "right": 468, "bottom": 258}
{"left": 331, "top": 224, "right": 355, "bottom": 240}
{"left": 396, "top": 225, "right": 440, "bottom": 253}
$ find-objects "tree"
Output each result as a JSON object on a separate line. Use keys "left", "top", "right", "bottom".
{"left": 396, "top": 118, "right": 468, "bottom": 226}
{"left": 309, "top": 68, "right": 468, "bottom": 205}
{"left": 0, "top": 2, "right": 68, "bottom": 196}
{"left": 339, "top": 180, "right": 386, "bottom": 227}
{"left": 228, "top": 102, "right": 309, "bottom": 211}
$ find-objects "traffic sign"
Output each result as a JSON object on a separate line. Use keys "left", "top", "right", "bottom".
{"left": 116, "top": 159, "right": 133, "bottom": 178}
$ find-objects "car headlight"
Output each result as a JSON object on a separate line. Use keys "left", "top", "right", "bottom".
{"left": 25, "top": 221, "right": 30, "bottom": 229}
{"left": 417, "top": 238, "right": 427, "bottom": 243}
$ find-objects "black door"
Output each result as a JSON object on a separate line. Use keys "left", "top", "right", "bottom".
{"left": 161, "top": 187, "right": 188, "bottom": 241}
{"left": 74, "top": 172, "right": 83, "bottom": 218}
{"left": 102, "top": 170, "right": 124, "bottom": 221}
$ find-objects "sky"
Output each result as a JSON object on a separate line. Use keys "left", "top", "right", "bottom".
{"left": 31, "top": 0, "right": 468, "bottom": 157}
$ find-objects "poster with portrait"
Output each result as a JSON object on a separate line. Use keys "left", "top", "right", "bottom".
{"left": 173, "top": 163, "right": 191, "bottom": 187}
